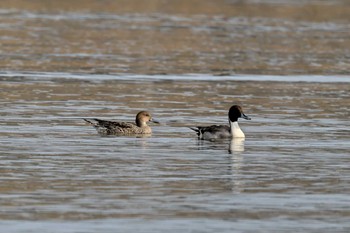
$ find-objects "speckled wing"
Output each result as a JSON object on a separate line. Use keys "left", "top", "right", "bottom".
{"left": 91, "top": 119, "right": 133, "bottom": 129}
{"left": 85, "top": 118, "right": 136, "bottom": 135}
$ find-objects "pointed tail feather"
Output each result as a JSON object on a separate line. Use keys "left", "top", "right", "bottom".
{"left": 189, "top": 127, "right": 199, "bottom": 132}
{"left": 84, "top": 118, "right": 96, "bottom": 126}
{"left": 189, "top": 127, "right": 201, "bottom": 137}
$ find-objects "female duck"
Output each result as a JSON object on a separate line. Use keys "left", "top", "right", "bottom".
{"left": 84, "top": 111, "right": 158, "bottom": 135}
{"left": 190, "top": 105, "right": 251, "bottom": 140}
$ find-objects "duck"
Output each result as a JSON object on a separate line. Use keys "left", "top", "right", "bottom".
{"left": 84, "top": 111, "right": 158, "bottom": 135}
{"left": 190, "top": 105, "right": 251, "bottom": 140}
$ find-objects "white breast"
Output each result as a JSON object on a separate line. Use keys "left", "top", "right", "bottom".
{"left": 230, "top": 121, "right": 245, "bottom": 138}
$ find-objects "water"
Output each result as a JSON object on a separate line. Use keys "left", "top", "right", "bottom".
{"left": 1, "top": 73, "right": 349, "bottom": 232}
{"left": 1, "top": 0, "right": 350, "bottom": 232}
{"left": 1, "top": 0, "right": 350, "bottom": 75}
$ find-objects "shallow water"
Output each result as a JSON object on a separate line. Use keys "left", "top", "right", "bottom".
{"left": 1, "top": 73, "right": 350, "bottom": 232}
{"left": 1, "top": 0, "right": 350, "bottom": 75}
{"left": 1, "top": 0, "right": 350, "bottom": 232}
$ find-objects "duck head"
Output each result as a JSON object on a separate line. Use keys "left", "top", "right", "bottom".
{"left": 136, "top": 111, "right": 159, "bottom": 127}
{"left": 228, "top": 105, "right": 251, "bottom": 122}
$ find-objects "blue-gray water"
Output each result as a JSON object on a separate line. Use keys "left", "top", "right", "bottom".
{"left": 1, "top": 73, "right": 350, "bottom": 232}
{"left": 1, "top": 0, "right": 350, "bottom": 232}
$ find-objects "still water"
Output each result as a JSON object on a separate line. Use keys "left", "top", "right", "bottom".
{"left": 1, "top": 73, "right": 350, "bottom": 232}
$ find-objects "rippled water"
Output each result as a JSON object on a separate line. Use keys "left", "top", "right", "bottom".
{"left": 1, "top": 0, "right": 350, "bottom": 75}
{"left": 1, "top": 73, "right": 350, "bottom": 232}
{"left": 1, "top": 0, "right": 350, "bottom": 232}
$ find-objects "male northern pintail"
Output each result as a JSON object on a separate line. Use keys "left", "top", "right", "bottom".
{"left": 84, "top": 111, "right": 159, "bottom": 135}
{"left": 190, "top": 105, "right": 251, "bottom": 140}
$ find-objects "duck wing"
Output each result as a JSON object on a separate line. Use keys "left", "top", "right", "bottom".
{"left": 84, "top": 118, "right": 134, "bottom": 129}
{"left": 190, "top": 125, "right": 230, "bottom": 139}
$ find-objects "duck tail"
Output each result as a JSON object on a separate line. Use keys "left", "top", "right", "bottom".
{"left": 83, "top": 118, "right": 96, "bottom": 126}
{"left": 189, "top": 127, "right": 199, "bottom": 132}
{"left": 189, "top": 127, "right": 201, "bottom": 137}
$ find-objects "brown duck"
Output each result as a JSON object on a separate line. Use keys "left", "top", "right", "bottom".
{"left": 84, "top": 111, "right": 158, "bottom": 135}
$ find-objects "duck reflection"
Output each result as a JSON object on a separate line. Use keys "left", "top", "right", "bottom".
{"left": 229, "top": 138, "right": 245, "bottom": 154}
{"left": 195, "top": 137, "right": 245, "bottom": 154}
{"left": 229, "top": 138, "right": 245, "bottom": 193}
{"left": 195, "top": 138, "right": 245, "bottom": 193}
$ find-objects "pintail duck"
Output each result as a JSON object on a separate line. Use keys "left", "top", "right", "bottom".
{"left": 84, "top": 111, "right": 158, "bottom": 135}
{"left": 190, "top": 105, "right": 251, "bottom": 140}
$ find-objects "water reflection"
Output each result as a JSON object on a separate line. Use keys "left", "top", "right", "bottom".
{"left": 228, "top": 138, "right": 245, "bottom": 193}
{"left": 1, "top": 75, "right": 350, "bottom": 232}
{"left": 195, "top": 138, "right": 245, "bottom": 155}
{"left": 230, "top": 150, "right": 244, "bottom": 194}
{"left": 228, "top": 138, "right": 245, "bottom": 154}
{"left": 195, "top": 139, "right": 227, "bottom": 152}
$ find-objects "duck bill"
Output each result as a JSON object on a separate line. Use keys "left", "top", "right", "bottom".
{"left": 241, "top": 113, "right": 251, "bottom": 120}
{"left": 150, "top": 118, "right": 160, "bottom": 124}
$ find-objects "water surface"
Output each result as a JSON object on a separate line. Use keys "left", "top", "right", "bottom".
{"left": 0, "top": 0, "right": 350, "bottom": 75}
{"left": 1, "top": 73, "right": 350, "bottom": 232}
{"left": 1, "top": 0, "right": 350, "bottom": 232}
